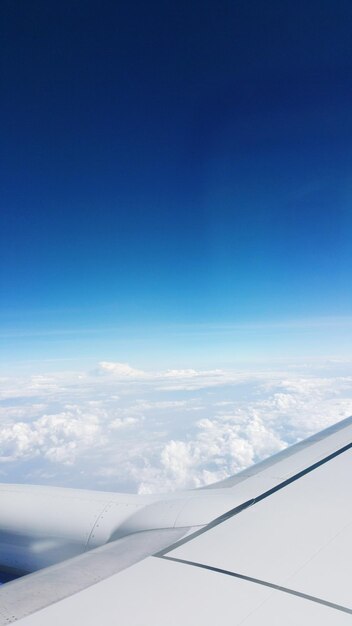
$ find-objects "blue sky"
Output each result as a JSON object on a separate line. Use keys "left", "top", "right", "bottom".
{"left": 1, "top": 0, "right": 352, "bottom": 370}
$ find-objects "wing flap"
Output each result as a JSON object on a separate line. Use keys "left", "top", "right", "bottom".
{"left": 13, "top": 549, "right": 352, "bottom": 625}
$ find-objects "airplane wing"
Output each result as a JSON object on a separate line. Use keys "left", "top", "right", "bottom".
{"left": 0, "top": 415, "right": 351, "bottom": 624}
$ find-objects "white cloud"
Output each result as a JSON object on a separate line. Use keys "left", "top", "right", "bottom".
{"left": 0, "top": 360, "right": 351, "bottom": 492}
{"left": 109, "top": 417, "right": 140, "bottom": 430}
{"left": 97, "top": 362, "right": 145, "bottom": 378}
{"left": 0, "top": 406, "right": 102, "bottom": 465}
{"left": 94, "top": 361, "right": 240, "bottom": 390}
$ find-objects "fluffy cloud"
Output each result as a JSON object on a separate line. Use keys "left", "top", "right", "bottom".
{"left": 95, "top": 361, "right": 239, "bottom": 390}
{"left": 0, "top": 360, "right": 351, "bottom": 493}
{"left": 97, "top": 362, "right": 145, "bottom": 378}
{"left": 0, "top": 406, "right": 102, "bottom": 465}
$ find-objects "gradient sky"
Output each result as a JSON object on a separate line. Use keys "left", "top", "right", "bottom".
{"left": 1, "top": 0, "right": 352, "bottom": 370}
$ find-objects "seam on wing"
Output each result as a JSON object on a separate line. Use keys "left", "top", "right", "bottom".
{"left": 85, "top": 500, "right": 114, "bottom": 549}
{"left": 159, "top": 556, "right": 352, "bottom": 615}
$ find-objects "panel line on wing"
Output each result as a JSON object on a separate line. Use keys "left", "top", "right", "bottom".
{"left": 155, "top": 439, "right": 352, "bottom": 557}
{"left": 159, "top": 556, "right": 352, "bottom": 615}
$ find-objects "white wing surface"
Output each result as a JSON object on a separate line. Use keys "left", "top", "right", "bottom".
{"left": 1, "top": 415, "right": 352, "bottom": 624}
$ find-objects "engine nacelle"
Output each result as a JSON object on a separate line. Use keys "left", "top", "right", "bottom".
{"left": 0, "top": 483, "right": 238, "bottom": 575}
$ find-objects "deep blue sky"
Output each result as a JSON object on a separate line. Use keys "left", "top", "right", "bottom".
{"left": 1, "top": 0, "right": 352, "bottom": 368}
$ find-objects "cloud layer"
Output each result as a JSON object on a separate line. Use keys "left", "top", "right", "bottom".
{"left": 0, "top": 360, "right": 351, "bottom": 493}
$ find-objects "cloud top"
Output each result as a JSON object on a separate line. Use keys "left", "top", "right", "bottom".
{"left": 0, "top": 360, "right": 351, "bottom": 493}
